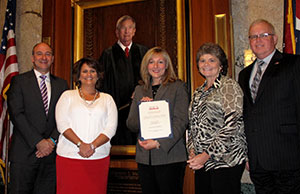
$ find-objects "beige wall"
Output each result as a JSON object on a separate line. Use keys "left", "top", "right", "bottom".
{"left": 0, "top": 0, "right": 42, "bottom": 73}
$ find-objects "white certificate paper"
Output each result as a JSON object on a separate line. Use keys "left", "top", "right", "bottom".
{"left": 138, "top": 100, "right": 173, "bottom": 140}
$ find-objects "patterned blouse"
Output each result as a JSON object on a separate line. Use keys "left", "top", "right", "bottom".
{"left": 188, "top": 75, "right": 247, "bottom": 171}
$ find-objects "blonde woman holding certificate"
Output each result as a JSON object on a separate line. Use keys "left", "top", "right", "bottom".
{"left": 127, "top": 47, "right": 189, "bottom": 194}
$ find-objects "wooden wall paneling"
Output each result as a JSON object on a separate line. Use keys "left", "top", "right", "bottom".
{"left": 212, "top": 0, "right": 233, "bottom": 77}
{"left": 42, "top": 0, "right": 55, "bottom": 47}
{"left": 190, "top": 0, "right": 214, "bottom": 92}
{"left": 189, "top": 0, "right": 232, "bottom": 91}
{"left": 53, "top": 0, "right": 72, "bottom": 83}
{"left": 42, "top": 0, "right": 72, "bottom": 85}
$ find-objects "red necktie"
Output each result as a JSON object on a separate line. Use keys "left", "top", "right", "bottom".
{"left": 125, "top": 47, "right": 129, "bottom": 58}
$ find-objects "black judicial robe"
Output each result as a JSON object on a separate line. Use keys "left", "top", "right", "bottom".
{"left": 99, "top": 42, "right": 148, "bottom": 145}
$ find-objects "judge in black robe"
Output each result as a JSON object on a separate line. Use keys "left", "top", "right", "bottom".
{"left": 98, "top": 15, "right": 148, "bottom": 145}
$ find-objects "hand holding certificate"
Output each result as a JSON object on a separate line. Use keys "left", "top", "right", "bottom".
{"left": 138, "top": 100, "right": 173, "bottom": 140}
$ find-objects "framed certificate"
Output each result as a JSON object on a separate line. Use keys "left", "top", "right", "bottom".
{"left": 138, "top": 100, "right": 173, "bottom": 140}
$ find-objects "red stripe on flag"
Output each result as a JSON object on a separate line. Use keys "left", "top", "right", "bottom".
{"left": 296, "top": 0, "right": 300, "bottom": 19}
{"left": 5, "top": 55, "right": 18, "bottom": 70}
{"left": 0, "top": 55, "right": 5, "bottom": 71}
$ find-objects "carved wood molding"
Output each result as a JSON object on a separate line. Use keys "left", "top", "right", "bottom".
{"left": 159, "top": 0, "right": 166, "bottom": 49}
{"left": 85, "top": 9, "right": 94, "bottom": 57}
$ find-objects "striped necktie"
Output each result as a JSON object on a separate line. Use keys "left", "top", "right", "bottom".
{"left": 40, "top": 75, "right": 49, "bottom": 115}
{"left": 251, "top": 60, "right": 264, "bottom": 102}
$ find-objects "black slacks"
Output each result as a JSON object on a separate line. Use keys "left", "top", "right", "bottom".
{"left": 250, "top": 162, "right": 300, "bottom": 194}
{"left": 9, "top": 161, "right": 56, "bottom": 194}
{"left": 138, "top": 162, "right": 186, "bottom": 194}
{"left": 195, "top": 162, "right": 245, "bottom": 194}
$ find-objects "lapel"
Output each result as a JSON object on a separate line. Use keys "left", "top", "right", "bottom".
{"left": 48, "top": 74, "right": 57, "bottom": 116}
{"left": 28, "top": 70, "right": 48, "bottom": 115}
{"left": 242, "top": 63, "right": 254, "bottom": 103}
{"left": 255, "top": 50, "right": 282, "bottom": 102}
{"left": 143, "top": 86, "right": 153, "bottom": 98}
{"left": 153, "top": 83, "right": 168, "bottom": 100}
{"left": 143, "top": 82, "right": 169, "bottom": 100}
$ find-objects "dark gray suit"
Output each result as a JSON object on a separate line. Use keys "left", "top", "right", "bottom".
{"left": 127, "top": 80, "right": 188, "bottom": 194}
{"left": 238, "top": 50, "right": 300, "bottom": 193}
{"left": 7, "top": 70, "right": 68, "bottom": 194}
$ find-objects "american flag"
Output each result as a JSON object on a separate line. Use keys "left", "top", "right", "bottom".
{"left": 284, "top": 0, "right": 300, "bottom": 54}
{"left": 0, "top": 0, "right": 19, "bottom": 161}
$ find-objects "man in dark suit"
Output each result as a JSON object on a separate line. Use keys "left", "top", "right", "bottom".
{"left": 238, "top": 19, "right": 300, "bottom": 194}
{"left": 7, "top": 42, "right": 68, "bottom": 194}
{"left": 99, "top": 15, "right": 148, "bottom": 145}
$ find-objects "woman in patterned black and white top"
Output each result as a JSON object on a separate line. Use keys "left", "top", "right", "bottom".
{"left": 187, "top": 43, "right": 247, "bottom": 194}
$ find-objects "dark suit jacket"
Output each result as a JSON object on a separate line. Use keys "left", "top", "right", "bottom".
{"left": 7, "top": 70, "right": 68, "bottom": 164}
{"left": 238, "top": 50, "right": 300, "bottom": 171}
{"left": 127, "top": 80, "right": 189, "bottom": 165}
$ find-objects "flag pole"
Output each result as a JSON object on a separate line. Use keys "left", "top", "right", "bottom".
{"left": 4, "top": 117, "right": 10, "bottom": 194}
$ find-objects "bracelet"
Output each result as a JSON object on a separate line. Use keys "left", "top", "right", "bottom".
{"left": 76, "top": 141, "right": 81, "bottom": 148}
{"left": 90, "top": 143, "right": 95, "bottom": 150}
{"left": 50, "top": 137, "right": 56, "bottom": 145}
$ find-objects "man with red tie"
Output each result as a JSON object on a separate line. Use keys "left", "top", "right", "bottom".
{"left": 99, "top": 15, "right": 148, "bottom": 145}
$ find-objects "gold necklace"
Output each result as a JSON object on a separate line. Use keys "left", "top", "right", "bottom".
{"left": 79, "top": 88, "right": 99, "bottom": 106}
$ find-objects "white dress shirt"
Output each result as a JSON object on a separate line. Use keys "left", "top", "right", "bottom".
{"left": 34, "top": 69, "right": 51, "bottom": 108}
{"left": 117, "top": 40, "right": 132, "bottom": 52}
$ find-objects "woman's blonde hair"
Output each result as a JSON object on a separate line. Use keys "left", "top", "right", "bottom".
{"left": 140, "top": 47, "right": 177, "bottom": 89}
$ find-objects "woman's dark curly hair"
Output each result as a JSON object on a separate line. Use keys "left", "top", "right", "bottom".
{"left": 196, "top": 42, "right": 228, "bottom": 76}
{"left": 73, "top": 57, "right": 102, "bottom": 90}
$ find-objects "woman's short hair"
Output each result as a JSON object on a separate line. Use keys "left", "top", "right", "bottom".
{"left": 73, "top": 57, "right": 102, "bottom": 89}
{"left": 196, "top": 42, "right": 228, "bottom": 76}
{"left": 140, "top": 47, "right": 177, "bottom": 89}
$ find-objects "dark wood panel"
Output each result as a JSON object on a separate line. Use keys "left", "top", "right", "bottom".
{"left": 53, "top": 0, "right": 72, "bottom": 84}
{"left": 42, "top": 0, "right": 55, "bottom": 46}
{"left": 190, "top": 0, "right": 214, "bottom": 90}
{"left": 42, "top": 0, "right": 72, "bottom": 85}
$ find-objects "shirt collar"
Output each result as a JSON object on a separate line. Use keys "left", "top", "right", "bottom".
{"left": 34, "top": 69, "right": 50, "bottom": 81}
{"left": 258, "top": 49, "right": 276, "bottom": 65}
{"left": 117, "top": 40, "right": 132, "bottom": 51}
{"left": 203, "top": 74, "right": 222, "bottom": 90}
